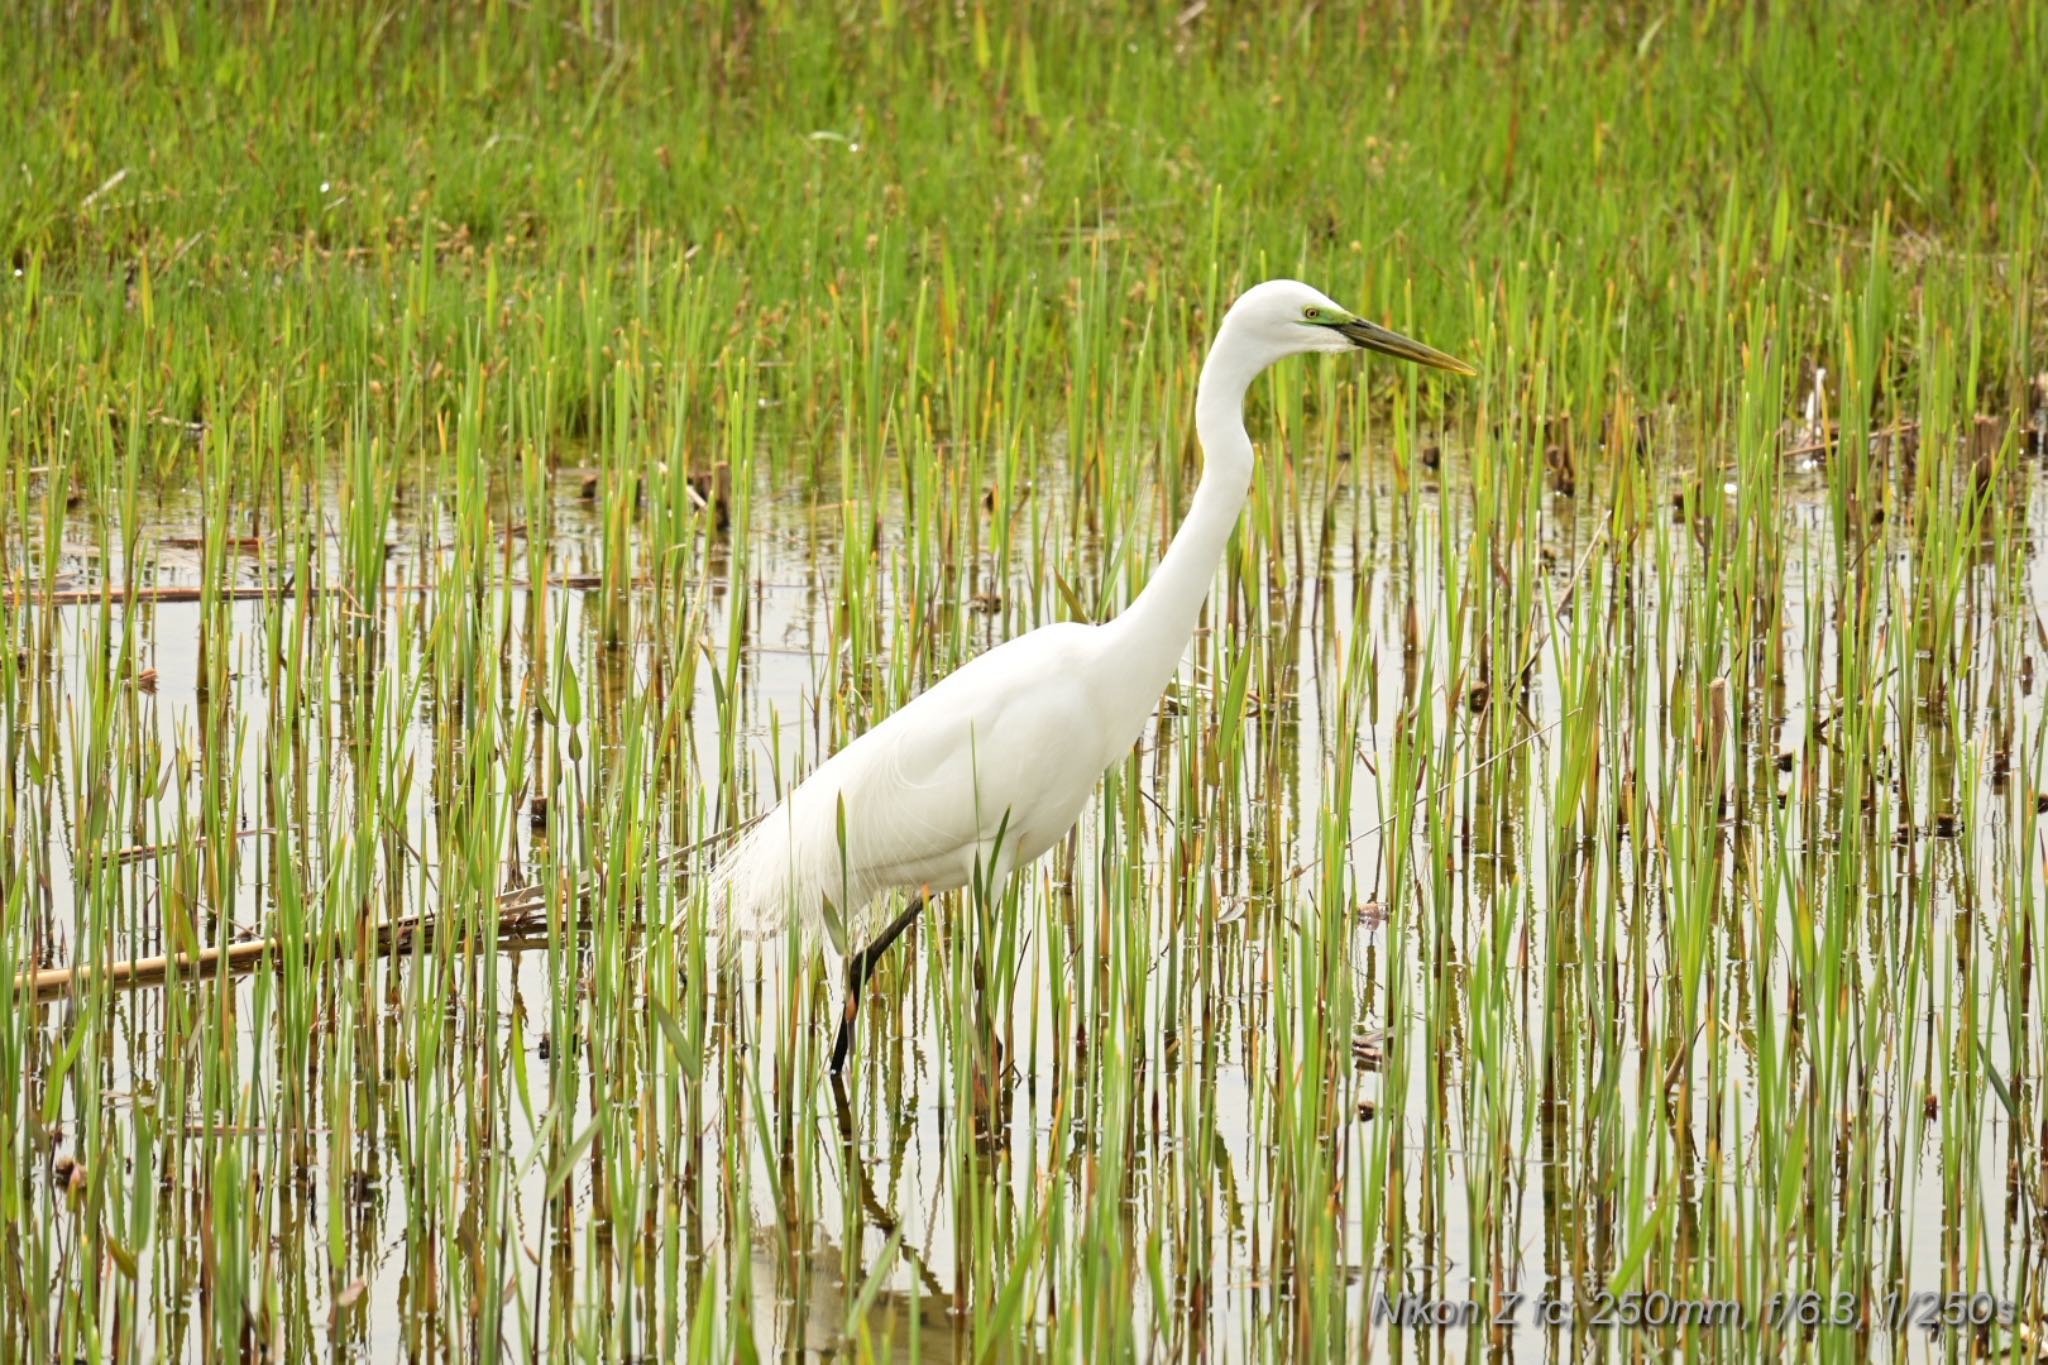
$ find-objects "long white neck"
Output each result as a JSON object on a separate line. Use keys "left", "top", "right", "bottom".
{"left": 1098, "top": 326, "right": 1262, "bottom": 740}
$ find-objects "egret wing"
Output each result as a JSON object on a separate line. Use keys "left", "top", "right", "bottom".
{"left": 812, "top": 624, "right": 1107, "bottom": 895}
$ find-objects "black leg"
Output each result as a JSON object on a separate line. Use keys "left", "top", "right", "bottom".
{"left": 830, "top": 892, "right": 926, "bottom": 1075}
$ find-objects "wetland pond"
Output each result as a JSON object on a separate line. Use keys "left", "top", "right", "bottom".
{"left": 8, "top": 410, "right": 2047, "bottom": 1361}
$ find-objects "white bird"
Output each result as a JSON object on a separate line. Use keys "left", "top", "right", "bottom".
{"left": 708, "top": 278, "right": 1474, "bottom": 1074}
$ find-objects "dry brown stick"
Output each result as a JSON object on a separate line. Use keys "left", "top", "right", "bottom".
{"left": 31, "top": 585, "right": 296, "bottom": 606}
{"left": 21, "top": 812, "right": 763, "bottom": 1001}
{"left": 23, "top": 936, "right": 278, "bottom": 1000}
{"left": 16, "top": 910, "right": 550, "bottom": 1002}
{"left": 20, "top": 577, "right": 619, "bottom": 608}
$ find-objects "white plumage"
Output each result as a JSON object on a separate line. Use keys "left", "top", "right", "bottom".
{"left": 698, "top": 279, "right": 1474, "bottom": 1071}
{"left": 712, "top": 621, "right": 1113, "bottom": 939}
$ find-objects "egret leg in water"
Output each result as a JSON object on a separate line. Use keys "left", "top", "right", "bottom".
{"left": 830, "top": 891, "right": 927, "bottom": 1074}
{"left": 701, "top": 279, "right": 1475, "bottom": 1077}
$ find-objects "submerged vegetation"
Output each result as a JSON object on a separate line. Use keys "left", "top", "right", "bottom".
{"left": 2, "top": 0, "right": 2044, "bottom": 1358}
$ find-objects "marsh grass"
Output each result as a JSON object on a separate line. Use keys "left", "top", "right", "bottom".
{"left": 1, "top": 1, "right": 2045, "bottom": 1359}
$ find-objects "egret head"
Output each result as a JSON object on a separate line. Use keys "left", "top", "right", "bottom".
{"left": 1222, "top": 279, "right": 1476, "bottom": 376}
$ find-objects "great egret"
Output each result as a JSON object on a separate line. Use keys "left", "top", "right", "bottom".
{"left": 711, "top": 279, "right": 1474, "bottom": 1074}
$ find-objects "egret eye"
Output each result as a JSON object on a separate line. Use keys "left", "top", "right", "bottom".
{"left": 1303, "top": 305, "right": 1323, "bottom": 321}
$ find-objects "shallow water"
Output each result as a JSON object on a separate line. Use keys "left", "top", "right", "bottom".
{"left": 9, "top": 427, "right": 2045, "bottom": 1360}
